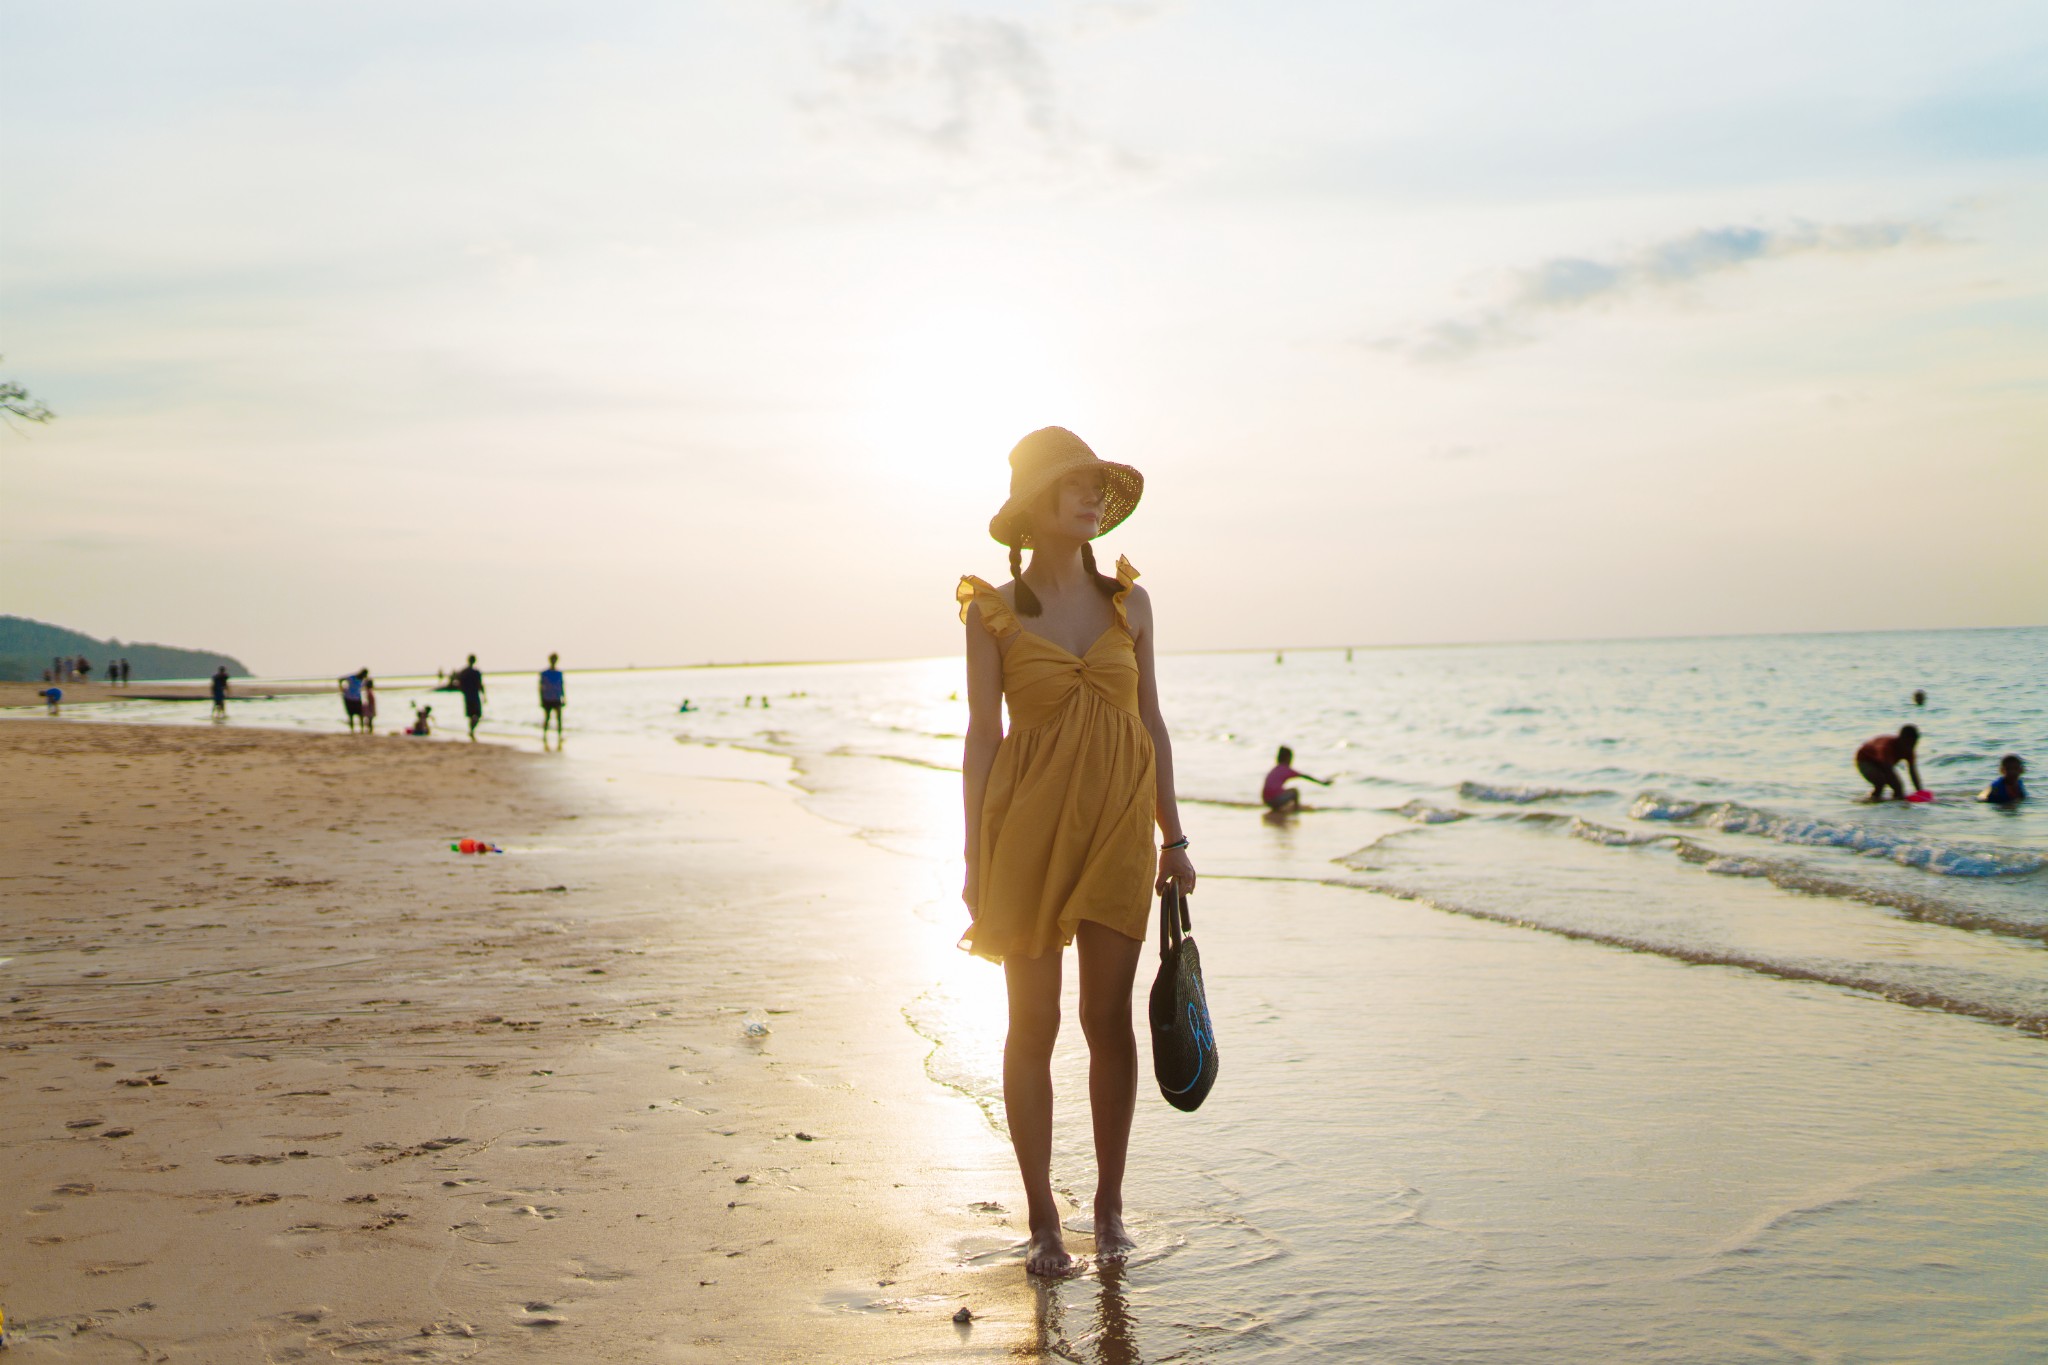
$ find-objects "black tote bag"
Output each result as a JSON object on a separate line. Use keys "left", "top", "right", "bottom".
{"left": 1148, "top": 882, "right": 1218, "bottom": 1112}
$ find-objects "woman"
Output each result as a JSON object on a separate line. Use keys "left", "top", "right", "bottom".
{"left": 957, "top": 426, "right": 1196, "bottom": 1277}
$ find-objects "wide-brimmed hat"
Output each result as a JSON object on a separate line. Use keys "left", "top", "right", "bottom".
{"left": 988, "top": 427, "right": 1144, "bottom": 547}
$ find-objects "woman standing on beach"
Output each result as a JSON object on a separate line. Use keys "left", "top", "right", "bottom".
{"left": 958, "top": 427, "right": 1196, "bottom": 1277}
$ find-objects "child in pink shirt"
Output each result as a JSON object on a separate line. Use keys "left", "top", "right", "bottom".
{"left": 1263, "top": 746, "right": 1331, "bottom": 811}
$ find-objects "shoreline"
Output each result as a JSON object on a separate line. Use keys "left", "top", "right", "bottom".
{"left": 0, "top": 720, "right": 1041, "bottom": 1361}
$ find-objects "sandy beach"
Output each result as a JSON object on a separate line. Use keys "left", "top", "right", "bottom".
{"left": 8, "top": 642, "right": 2048, "bottom": 1361}
{"left": 0, "top": 720, "right": 1042, "bottom": 1361}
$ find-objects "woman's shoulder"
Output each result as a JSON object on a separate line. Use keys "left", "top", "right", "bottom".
{"left": 957, "top": 574, "right": 1021, "bottom": 637}
{"left": 1109, "top": 556, "right": 1150, "bottom": 631}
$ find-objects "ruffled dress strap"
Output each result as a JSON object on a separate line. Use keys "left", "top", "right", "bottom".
{"left": 1111, "top": 557, "right": 1140, "bottom": 633}
{"left": 957, "top": 575, "right": 1020, "bottom": 640}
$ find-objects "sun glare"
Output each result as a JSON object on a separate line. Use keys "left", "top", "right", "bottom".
{"left": 855, "top": 307, "right": 1087, "bottom": 483}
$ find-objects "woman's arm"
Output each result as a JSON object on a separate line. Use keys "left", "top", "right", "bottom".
{"left": 961, "top": 607, "right": 1006, "bottom": 915}
{"left": 1130, "top": 586, "right": 1197, "bottom": 894}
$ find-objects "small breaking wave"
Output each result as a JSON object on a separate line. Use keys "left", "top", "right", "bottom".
{"left": 1339, "top": 880, "right": 2048, "bottom": 1038}
{"left": 1458, "top": 780, "right": 1610, "bottom": 805}
{"left": 1627, "top": 794, "right": 2045, "bottom": 878}
{"left": 1494, "top": 805, "right": 2048, "bottom": 941}
{"left": 1565, "top": 817, "right": 1665, "bottom": 848}
{"left": 1397, "top": 800, "right": 1469, "bottom": 825}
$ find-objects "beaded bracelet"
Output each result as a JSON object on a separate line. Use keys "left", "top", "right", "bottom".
{"left": 1161, "top": 837, "right": 1190, "bottom": 852}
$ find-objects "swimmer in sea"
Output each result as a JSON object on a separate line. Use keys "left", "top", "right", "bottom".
{"left": 1263, "top": 746, "right": 1331, "bottom": 812}
{"left": 1979, "top": 755, "right": 2027, "bottom": 806}
{"left": 1855, "top": 724, "right": 1923, "bottom": 802}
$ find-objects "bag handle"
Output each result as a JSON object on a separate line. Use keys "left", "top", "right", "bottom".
{"left": 1157, "top": 881, "right": 1193, "bottom": 959}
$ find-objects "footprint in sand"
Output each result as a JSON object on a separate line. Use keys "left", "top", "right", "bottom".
{"left": 568, "top": 1261, "right": 633, "bottom": 1283}
{"left": 449, "top": 1221, "right": 517, "bottom": 1245}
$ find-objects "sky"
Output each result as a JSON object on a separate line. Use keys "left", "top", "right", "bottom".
{"left": 3, "top": 0, "right": 2044, "bottom": 676}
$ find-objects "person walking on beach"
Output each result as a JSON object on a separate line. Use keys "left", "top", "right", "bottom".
{"left": 1980, "top": 755, "right": 2027, "bottom": 806}
{"left": 1856, "top": 724, "right": 1924, "bottom": 801}
{"left": 1262, "top": 745, "right": 1332, "bottom": 812}
{"left": 338, "top": 669, "right": 367, "bottom": 732}
{"left": 539, "top": 653, "right": 566, "bottom": 746}
{"left": 454, "top": 655, "right": 486, "bottom": 741}
{"left": 210, "top": 665, "right": 229, "bottom": 719}
{"left": 959, "top": 427, "right": 1195, "bottom": 1278}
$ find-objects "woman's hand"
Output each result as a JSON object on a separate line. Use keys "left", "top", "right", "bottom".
{"left": 1157, "top": 845, "right": 1196, "bottom": 895}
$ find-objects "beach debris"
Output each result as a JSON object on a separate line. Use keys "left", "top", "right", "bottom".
{"left": 66, "top": 1118, "right": 103, "bottom": 1130}
{"left": 953, "top": 1306, "right": 974, "bottom": 1323}
{"left": 101, "top": 1128, "right": 133, "bottom": 1139}
{"left": 450, "top": 838, "right": 504, "bottom": 854}
{"left": 733, "top": 1174, "right": 752, "bottom": 1184}
{"left": 794, "top": 1131, "right": 816, "bottom": 1142}
{"left": 741, "top": 1016, "right": 771, "bottom": 1038}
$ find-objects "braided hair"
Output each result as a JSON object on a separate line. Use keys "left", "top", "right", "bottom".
{"left": 1009, "top": 541, "right": 1119, "bottom": 617}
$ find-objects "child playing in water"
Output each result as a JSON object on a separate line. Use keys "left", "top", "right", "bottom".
{"left": 1979, "top": 755, "right": 2027, "bottom": 806}
{"left": 1263, "top": 746, "right": 1331, "bottom": 812}
{"left": 1855, "top": 725, "right": 1924, "bottom": 801}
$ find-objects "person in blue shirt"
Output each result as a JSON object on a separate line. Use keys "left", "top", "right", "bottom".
{"left": 539, "top": 653, "right": 566, "bottom": 746}
{"left": 338, "top": 669, "right": 367, "bottom": 732}
{"left": 1980, "top": 755, "right": 2027, "bottom": 806}
{"left": 41, "top": 686, "right": 61, "bottom": 715}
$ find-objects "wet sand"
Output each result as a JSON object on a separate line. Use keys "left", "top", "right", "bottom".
{"left": 0, "top": 681, "right": 334, "bottom": 708}
{"left": 0, "top": 721, "right": 1049, "bottom": 1361}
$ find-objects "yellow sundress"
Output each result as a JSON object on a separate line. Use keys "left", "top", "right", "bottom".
{"left": 955, "top": 557, "right": 1158, "bottom": 963}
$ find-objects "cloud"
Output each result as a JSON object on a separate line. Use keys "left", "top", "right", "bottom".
{"left": 792, "top": 3, "right": 1150, "bottom": 179}
{"left": 1379, "top": 218, "right": 1944, "bottom": 362}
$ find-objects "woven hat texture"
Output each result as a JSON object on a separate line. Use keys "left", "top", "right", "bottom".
{"left": 989, "top": 426, "right": 1144, "bottom": 547}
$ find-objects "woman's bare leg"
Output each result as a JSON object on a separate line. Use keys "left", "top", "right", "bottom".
{"left": 1003, "top": 947, "right": 1071, "bottom": 1276}
{"left": 1076, "top": 920, "right": 1144, "bottom": 1261}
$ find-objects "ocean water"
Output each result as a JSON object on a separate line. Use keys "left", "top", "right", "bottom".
{"left": 56, "top": 625, "right": 2048, "bottom": 1359}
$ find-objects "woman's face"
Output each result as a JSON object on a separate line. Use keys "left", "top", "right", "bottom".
{"left": 1033, "top": 470, "right": 1104, "bottom": 543}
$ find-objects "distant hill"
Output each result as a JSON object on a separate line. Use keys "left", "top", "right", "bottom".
{"left": 0, "top": 614, "right": 252, "bottom": 682}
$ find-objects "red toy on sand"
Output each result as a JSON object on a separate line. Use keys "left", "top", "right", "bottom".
{"left": 451, "top": 838, "right": 504, "bottom": 854}
{"left": 1907, "top": 790, "right": 1934, "bottom": 804}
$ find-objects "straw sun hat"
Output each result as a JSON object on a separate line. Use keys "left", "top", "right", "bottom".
{"left": 987, "top": 426, "right": 1144, "bottom": 547}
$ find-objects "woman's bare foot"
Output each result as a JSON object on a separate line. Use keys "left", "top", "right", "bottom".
{"left": 1025, "top": 1222, "right": 1074, "bottom": 1277}
{"left": 1093, "top": 1205, "right": 1136, "bottom": 1263}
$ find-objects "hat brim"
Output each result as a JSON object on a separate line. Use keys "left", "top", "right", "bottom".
{"left": 988, "top": 459, "right": 1144, "bottom": 547}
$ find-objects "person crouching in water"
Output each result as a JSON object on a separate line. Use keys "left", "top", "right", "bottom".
{"left": 959, "top": 427, "right": 1194, "bottom": 1278}
{"left": 1262, "top": 745, "right": 1331, "bottom": 812}
{"left": 1856, "top": 724, "right": 1924, "bottom": 801}
{"left": 1980, "top": 755, "right": 2027, "bottom": 806}
{"left": 407, "top": 704, "right": 434, "bottom": 737}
